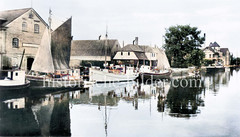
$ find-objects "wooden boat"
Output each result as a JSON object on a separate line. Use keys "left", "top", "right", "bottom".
{"left": 139, "top": 65, "right": 172, "bottom": 80}
{"left": 0, "top": 70, "right": 30, "bottom": 90}
{"left": 26, "top": 16, "right": 83, "bottom": 88}
{"left": 89, "top": 67, "right": 139, "bottom": 83}
{"left": 206, "top": 65, "right": 225, "bottom": 73}
{"left": 88, "top": 29, "right": 138, "bottom": 83}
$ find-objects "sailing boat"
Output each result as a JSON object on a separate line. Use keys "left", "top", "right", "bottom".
{"left": 139, "top": 48, "right": 172, "bottom": 80}
{"left": 26, "top": 12, "right": 83, "bottom": 88}
{"left": 89, "top": 29, "right": 139, "bottom": 83}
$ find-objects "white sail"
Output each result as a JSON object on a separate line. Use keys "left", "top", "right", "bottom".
{"left": 155, "top": 48, "right": 170, "bottom": 69}
{"left": 31, "top": 27, "right": 55, "bottom": 73}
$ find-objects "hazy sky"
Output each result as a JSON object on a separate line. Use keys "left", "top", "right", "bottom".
{"left": 1, "top": 0, "right": 240, "bottom": 56}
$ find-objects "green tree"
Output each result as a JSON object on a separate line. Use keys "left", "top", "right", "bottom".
{"left": 163, "top": 25, "right": 205, "bottom": 68}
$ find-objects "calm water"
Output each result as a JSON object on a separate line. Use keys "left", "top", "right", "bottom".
{"left": 0, "top": 69, "right": 240, "bottom": 137}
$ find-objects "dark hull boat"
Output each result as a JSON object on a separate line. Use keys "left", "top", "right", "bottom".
{"left": 206, "top": 66, "right": 225, "bottom": 73}
{"left": 140, "top": 71, "right": 172, "bottom": 80}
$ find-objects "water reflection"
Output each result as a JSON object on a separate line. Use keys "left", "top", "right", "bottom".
{"left": 0, "top": 69, "right": 238, "bottom": 136}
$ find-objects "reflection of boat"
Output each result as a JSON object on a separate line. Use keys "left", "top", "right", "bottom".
{"left": 139, "top": 65, "right": 172, "bottom": 80}
{"left": 0, "top": 70, "right": 30, "bottom": 90}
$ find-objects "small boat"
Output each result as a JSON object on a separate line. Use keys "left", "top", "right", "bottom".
{"left": 0, "top": 70, "right": 30, "bottom": 90}
{"left": 139, "top": 65, "right": 172, "bottom": 80}
{"left": 206, "top": 65, "right": 225, "bottom": 73}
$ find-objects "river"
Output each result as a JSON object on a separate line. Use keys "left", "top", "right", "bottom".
{"left": 0, "top": 69, "right": 239, "bottom": 137}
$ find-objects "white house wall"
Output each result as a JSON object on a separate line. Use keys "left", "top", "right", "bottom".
{"left": 113, "top": 51, "right": 138, "bottom": 60}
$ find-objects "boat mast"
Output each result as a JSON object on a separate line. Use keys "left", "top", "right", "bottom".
{"left": 48, "top": 8, "right": 52, "bottom": 39}
{"left": 104, "top": 25, "right": 108, "bottom": 69}
{"left": 18, "top": 49, "right": 25, "bottom": 70}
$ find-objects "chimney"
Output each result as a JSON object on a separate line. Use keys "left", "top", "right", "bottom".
{"left": 123, "top": 41, "right": 125, "bottom": 47}
{"left": 133, "top": 40, "right": 135, "bottom": 45}
{"left": 99, "top": 35, "right": 101, "bottom": 40}
{"left": 135, "top": 37, "right": 138, "bottom": 45}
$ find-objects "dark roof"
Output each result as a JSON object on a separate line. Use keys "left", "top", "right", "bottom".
{"left": 220, "top": 48, "right": 229, "bottom": 56}
{"left": 0, "top": 8, "right": 31, "bottom": 27}
{"left": 119, "top": 44, "right": 148, "bottom": 60}
{"left": 135, "top": 52, "right": 148, "bottom": 60}
{"left": 203, "top": 47, "right": 215, "bottom": 53}
{"left": 209, "top": 42, "right": 220, "bottom": 48}
{"left": 121, "top": 44, "right": 144, "bottom": 52}
{"left": 71, "top": 40, "right": 119, "bottom": 56}
{"left": 139, "top": 45, "right": 154, "bottom": 52}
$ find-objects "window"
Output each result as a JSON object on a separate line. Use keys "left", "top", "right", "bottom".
{"left": 22, "top": 22, "right": 27, "bottom": 31}
{"left": 12, "top": 38, "right": 19, "bottom": 48}
{"left": 121, "top": 52, "right": 123, "bottom": 55}
{"left": 152, "top": 53, "right": 155, "bottom": 57}
{"left": 15, "top": 72, "right": 18, "bottom": 76}
{"left": 128, "top": 52, "right": 130, "bottom": 56}
{"left": 34, "top": 24, "right": 39, "bottom": 33}
{"left": 209, "top": 54, "right": 211, "bottom": 58}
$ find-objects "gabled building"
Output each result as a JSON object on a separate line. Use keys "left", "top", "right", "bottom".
{"left": 113, "top": 37, "right": 170, "bottom": 69}
{"left": 140, "top": 45, "right": 157, "bottom": 67}
{"left": 203, "top": 42, "right": 230, "bottom": 66}
{"left": 0, "top": 8, "right": 48, "bottom": 70}
{"left": 113, "top": 44, "right": 148, "bottom": 67}
{"left": 70, "top": 39, "right": 120, "bottom": 67}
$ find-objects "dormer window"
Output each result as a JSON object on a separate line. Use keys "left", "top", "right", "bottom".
{"left": 12, "top": 38, "right": 19, "bottom": 48}
{"left": 121, "top": 52, "right": 123, "bottom": 55}
{"left": 34, "top": 24, "right": 39, "bottom": 33}
{"left": 128, "top": 52, "right": 130, "bottom": 56}
{"left": 22, "top": 22, "right": 27, "bottom": 31}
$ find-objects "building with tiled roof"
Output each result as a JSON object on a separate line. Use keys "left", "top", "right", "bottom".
{"left": 113, "top": 37, "right": 170, "bottom": 68}
{"left": 70, "top": 39, "right": 120, "bottom": 67}
{"left": 202, "top": 42, "right": 230, "bottom": 66}
{"left": 0, "top": 8, "right": 48, "bottom": 71}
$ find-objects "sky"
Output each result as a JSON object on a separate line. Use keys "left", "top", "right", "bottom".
{"left": 1, "top": 0, "right": 240, "bottom": 57}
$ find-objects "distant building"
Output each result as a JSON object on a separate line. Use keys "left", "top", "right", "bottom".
{"left": 70, "top": 39, "right": 120, "bottom": 67}
{"left": 113, "top": 37, "right": 170, "bottom": 69}
{"left": 203, "top": 42, "right": 230, "bottom": 66}
{"left": 0, "top": 8, "right": 48, "bottom": 70}
{"left": 113, "top": 44, "right": 148, "bottom": 67}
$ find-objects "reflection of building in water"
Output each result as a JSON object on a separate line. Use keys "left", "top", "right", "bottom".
{"left": 4, "top": 98, "right": 25, "bottom": 109}
{"left": 205, "top": 71, "right": 231, "bottom": 94}
{"left": 165, "top": 78, "right": 205, "bottom": 118}
{"left": 0, "top": 92, "right": 71, "bottom": 136}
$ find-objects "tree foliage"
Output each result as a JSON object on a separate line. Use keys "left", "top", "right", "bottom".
{"left": 163, "top": 25, "right": 205, "bottom": 68}
{"left": 230, "top": 54, "right": 240, "bottom": 65}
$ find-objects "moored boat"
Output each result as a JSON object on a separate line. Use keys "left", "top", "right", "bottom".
{"left": 89, "top": 66, "right": 139, "bottom": 83}
{"left": 26, "top": 15, "right": 83, "bottom": 88}
{"left": 139, "top": 65, "right": 172, "bottom": 80}
{"left": 0, "top": 70, "right": 30, "bottom": 90}
{"left": 206, "top": 65, "right": 225, "bottom": 73}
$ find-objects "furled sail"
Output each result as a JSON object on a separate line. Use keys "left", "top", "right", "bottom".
{"left": 51, "top": 17, "right": 72, "bottom": 70}
{"left": 31, "top": 27, "right": 55, "bottom": 73}
{"left": 155, "top": 48, "right": 170, "bottom": 69}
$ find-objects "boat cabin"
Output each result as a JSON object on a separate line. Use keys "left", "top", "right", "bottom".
{"left": 0, "top": 70, "right": 26, "bottom": 85}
